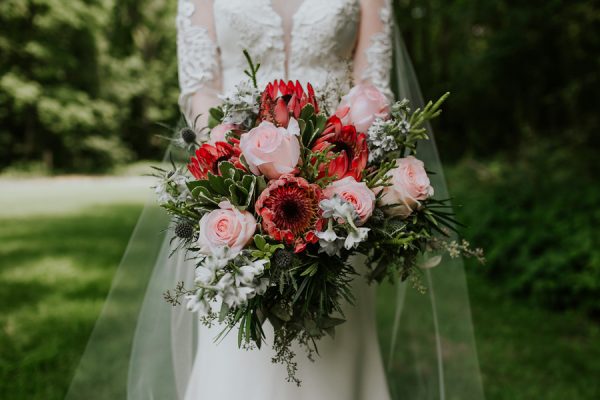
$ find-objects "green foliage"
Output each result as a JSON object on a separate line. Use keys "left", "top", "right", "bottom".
{"left": 448, "top": 143, "right": 600, "bottom": 315}
{"left": 395, "top": 0, "right": 600, "bottom": 160}
{"left": 0, "top": 0, "right": 178, "bottom": 172}
{"left": 186, "top": 162, "right": 267, "bottom": 210}
{"left": 298, "top": 103, "right": 328, "bottom": 148}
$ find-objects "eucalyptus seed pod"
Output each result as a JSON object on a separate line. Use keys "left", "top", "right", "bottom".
{"left": 370, "top": 208, "right": 385, "bottom": 226}
{"left": 180, "top": 127, "right": 197, "bottom": 144}
{"left": 174, "top": 221, "right": 194, "bottom": 239}
{"left": 272, "top": 248, "right": 293, "bottom": 269}
{"left": 386, "top": 218, "right": 406, "bottom": 233}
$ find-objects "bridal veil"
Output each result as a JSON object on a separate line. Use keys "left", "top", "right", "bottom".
{"left": 65, "top": 1, "right": 484, "bottom": 399}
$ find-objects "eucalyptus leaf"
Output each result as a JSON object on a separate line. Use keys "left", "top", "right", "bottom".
{"left": 270, "top": 304, "right": 291, "bottom": 322}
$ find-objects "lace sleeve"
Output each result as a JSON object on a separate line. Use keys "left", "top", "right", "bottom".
{"left": 353, "top": 0, "right": 393, "bottom": 100}
{"left": 177, "top": 0, "right": 221, "bottom": 126}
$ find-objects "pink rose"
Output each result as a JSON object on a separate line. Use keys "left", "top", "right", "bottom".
{"left": 209, "top": 123, "right": 236, "bottom": 144}
{"left": 197, "top": 201, "right": 256, "bottom": 255}
{"left": 335, "top": 84, "right": 390, "bottom": 133}
{"left": 240, "top": 118, "right": 301, "bottom": 180}
{"left": 324, "top": 176, "right": 376, "bottom": 225}
{"left": 379, "top": 156, "right": 434, "bottom": 218}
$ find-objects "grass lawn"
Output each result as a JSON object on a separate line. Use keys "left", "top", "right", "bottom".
{"left": 1, "top": 177, "right": 598, "bottom": 399}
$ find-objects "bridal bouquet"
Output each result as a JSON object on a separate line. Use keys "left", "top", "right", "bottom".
{"left": 155, "top": 52, "right": 482, "bottom": 383}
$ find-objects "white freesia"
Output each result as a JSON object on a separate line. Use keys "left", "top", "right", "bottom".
{"left": 194, "top": 266, "right": 216, "bottom": 286}
{"left": 316, "top": 225, "right": 344, "bottom": 256}
{"left": 255, "top": 278, "right": 269, "bottom": 295}
{"left": 185, "top": 292, "right": 210, "bottom": 316}
{"left": 235, "top": 259, "right": 268, "bottom": 286}
{"left": 344, "top": 227, "right": 370, "bottom": 250}
{"left": 319, "top": 195, "right": 357, "bottom": 222}
{"left": 217, "top": 273, "right": 256, "bottom": 308}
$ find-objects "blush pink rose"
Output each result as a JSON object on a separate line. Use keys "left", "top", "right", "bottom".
{"left": 209, "top": 123, "right": 236, "bottom": 144}
{"left": 379, "top": 156, "right": 434, "bottom": 218}
{"left": 239, "top": 118, "right": 301, "bottom": 180}
{"left": 324, "top": 176, "right": 376, "bottom": 225}
{"left": 197, "top": 201, "right": 256, "bottom": 255}
{"left": 335, "top": 84, "right": 390, "bottom": 133}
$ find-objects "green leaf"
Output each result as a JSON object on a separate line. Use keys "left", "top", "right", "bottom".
{"left": 320, "top": 317, "right": 346, "bottom": 329}
{"left": 315, "top": 114, "right": 327, "bottom": 135}
{"left": 209, "top": 107, "right": 224, "bottom": 121}
{"left": 245, "top": 310, "right": 252, "bottom": 343}
{"left": 228, "top": 184, "right": 240, "bottom": 205}
{"left": 298, "top": 118, "right": 307, "bottom": 136}
{"left": 219, "top": 161, "right": 237, "bottom": 179}
{"left": 207, "top": 173, "right": 227, "bottom": 194}
{"left": 186, "top": 180, "right": 204, "bottom": 192}
{"left": 218, "top": 302, "right": 230, "bottom": 323}
{"left": 254, "top": 235, "right": 267, "bottom": 250}
{"left": 300, "top": 262, "right": 319, "bottom": 277}
{"left": 237, "top": 315, "right": 245, "bottom": 347}
{"left": 270, "top": 304, "right": 291, "bottom": 322}
{"left": 299, "top": 103, "right": 315, "bottom": 120}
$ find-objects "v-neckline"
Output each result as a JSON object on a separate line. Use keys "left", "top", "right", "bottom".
{"left": 266, "top": 0, "right": 309, "bottom": 78}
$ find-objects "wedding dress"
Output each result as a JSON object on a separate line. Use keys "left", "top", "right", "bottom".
{"left": 179, "top": 1, "right": 391, "bottom": 398}
{"left": 64, "top": 1, "right": 485, "bottom": 399}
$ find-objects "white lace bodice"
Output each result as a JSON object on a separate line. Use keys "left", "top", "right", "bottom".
{"left": 177, "top": 0, "right": 393, "bottom": 121}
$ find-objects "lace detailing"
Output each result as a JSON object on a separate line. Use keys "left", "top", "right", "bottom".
{"left": 177, "top": 0, "right": 392, "bottom": 110}
{"left": 177, "top": 0, "right": 219, "bottom": 110}
{"left": 214, "top": 0, "right": 286, "bottom": 92}
{"left": 289, "top": 0, "right": 358, "bottom": 100}
{"left": 361, "top": 0, "right": 394, "bottom": 100}
{"left": 212, "top": 0, "right": 359, "bottom": 99}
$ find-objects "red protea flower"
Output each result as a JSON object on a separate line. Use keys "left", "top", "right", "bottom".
{"left": 311, "top": 116, "right": 369, "bottom": 180}
{"left": 255, "top": 174, "right": 323, "bottom": 253}
{"left": 188, "top": 141, "right": 244, "bottom": 180}
{"left": 258, "top": 80, "right": 319, "bottom": 128}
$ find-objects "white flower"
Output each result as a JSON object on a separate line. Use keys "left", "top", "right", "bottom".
{"left": 194, "top": 266, "right": 216, "bottom": 286}
{"left": 316, "top": 227, "right": 344, "bottom": 256}
{"left": 201, "top": 248, "right": 233, "bottom": 269}
{"left": 319, "top": 195, "right": 357, "bottom": 222}
{"left": 218, "top": 272, "right": 256, "bottom": 308}
{"left": 185, "top": 292, "right": 210, "bottom": 316}
{"left": 344, "top": 227, "right": 370, "bottom": 250}
{"left": 235, "top": 259, "right": 268, "bottom": 286}
{"left": 153, "top": 168, "right": 191, "bottom": 204}
{"left": 226, "top": 287, "right": 256, "bottom": 307}
{"left": 255, "top": 278, "right": 269, "bottom": 295}
{"left": 366, "top": 118, "right": 399, "bottom": 163}
{"left": 219, "top": 81, "right": 260, "bottom": 126}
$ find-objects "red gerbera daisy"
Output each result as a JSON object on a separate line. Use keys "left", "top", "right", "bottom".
{"left": 258, "top": 79, "right": 319, "bottom": 128}
{"left": 187, "top": 141, "right": 244, "bottom": 180}
{"left": 255, "top": 175, "right": 323, "bottom": 253}
{"left": 311, "top": 116, "right": 369, "bottom": 180}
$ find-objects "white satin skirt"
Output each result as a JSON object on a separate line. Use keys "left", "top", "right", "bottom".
{"left": 183, "top": 255, "right": 391, "bottom": 400}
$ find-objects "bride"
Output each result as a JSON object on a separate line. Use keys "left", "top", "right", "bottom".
{"left": 65, "top": 1, "right": 484, "bottom": 399}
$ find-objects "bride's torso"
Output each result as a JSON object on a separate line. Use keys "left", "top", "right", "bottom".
{"left": 178, "top": 0, "right": 362, "bottom": 95}
{"left": 214, "top": 0, "right": 360, "bottom": 92}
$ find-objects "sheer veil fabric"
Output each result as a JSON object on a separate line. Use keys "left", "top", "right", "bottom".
{"left": 65, "top": 1, "right": 484, "bottom": 399}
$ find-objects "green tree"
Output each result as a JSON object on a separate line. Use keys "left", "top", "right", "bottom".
{"left": 0, "top": 0, "right": 178, "bottom": 172}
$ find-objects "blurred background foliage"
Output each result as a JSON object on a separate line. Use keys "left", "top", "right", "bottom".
{"left": 393, "top": 0, "right": 600, "bottom": 317}
{"left": 0, "top": 0, "right": 599, "bottom": 398}
{"left": 0, "top": 0, "right": 179, "bottom": 172}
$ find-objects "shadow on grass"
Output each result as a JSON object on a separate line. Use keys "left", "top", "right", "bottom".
{"left": 0, "top": 203, "right": 144, "bottom": 400}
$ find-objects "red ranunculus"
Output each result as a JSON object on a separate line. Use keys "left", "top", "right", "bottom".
{"left": 255, "top": 174, "right": 323, "bottom": 253}
{"left": 258, "top": 80, "right": 319, "bottom": 128}
{"left": 311, "top": 116, "right": 369, "bottom": 180}
{"left": 187, "top": 141, "right": 244, "bottom": 180}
